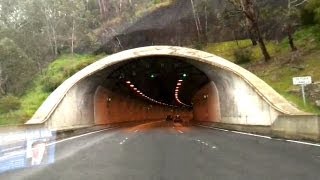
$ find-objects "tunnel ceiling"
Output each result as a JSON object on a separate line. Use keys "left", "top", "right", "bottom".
{"left": 104, "top": 56, "right": 209, "bottom": 107}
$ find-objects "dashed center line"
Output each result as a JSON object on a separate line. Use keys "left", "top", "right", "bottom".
{"left": 134, "top": 130, "right": 139, "bottom": 133}
{"left": 178, "top": 130, "right": 184, "bottom": 134}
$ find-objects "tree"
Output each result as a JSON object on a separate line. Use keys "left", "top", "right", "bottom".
{"left": 302, "top": 0, "right": 320, "bottom": 24}
{"left": 227, "top": 0, "right": 271, "bottom": 62}
{"left": 0, "top": 38, "right": 36, "bottom": 96}
{"left": 284, "top": 0, "right": 309, "bottom": 51}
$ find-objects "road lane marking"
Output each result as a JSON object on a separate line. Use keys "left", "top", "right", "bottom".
{"left": 230, "top": 130, "right": 272, "bottom": 139}
{"left": 46, "top": 127, "right": 116, "bottom": 146}
{"left": 134, "top": 130, "right": 139, "bottom": 133}
{"left": 212, "top": 146, "right": 216, "bottom": 149}
{"left": 178, "top": 130, "right": 184, "bottom": 134}
{"left": 286, "top": 140, "right": 320, "bottom": 147}
{"left": 196, "top": 125, "right": 320, "bottom": 147}
{"left": 196, "top": 125, "right": 229, "bottom": 132}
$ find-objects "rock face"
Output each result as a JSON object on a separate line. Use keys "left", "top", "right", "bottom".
{"left": 96, "top": 0, "right": 286, "bottom": 54}
{"left": 305, "top": 81, "right": 320, "bottom": 108}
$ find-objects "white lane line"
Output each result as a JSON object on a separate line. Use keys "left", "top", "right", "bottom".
{"left": 196, "top": 125, "right": 229, "bottom": 132}
{"left": 197, "top": 125, "right": 271, "bottom": 139}
{"left": 230, "top": 130, "right": 272, "bottom": 139}
{"left": 125, "top": 137, "right": 128, "bottom": 140}
{"left": 197, "top": 125, "right": 320, "bottom": 147}
{"left": 134, "top": 130, "right": 139, "bottom": 133}
{"left": 286, "top": 140, "right": 320, "bottom": 147}
{"left": 212, "top": 146, "right": 216, "bottom": 149}
{"left": 46, "top": 127, "right": 115, "bottom": 146}
{"left": 178, "top": 130, "right": 184, "bottom": 134}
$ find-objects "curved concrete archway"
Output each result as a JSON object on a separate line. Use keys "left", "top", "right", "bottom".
{"left": 26, "top": 46, "right": 307, "bottom": 130}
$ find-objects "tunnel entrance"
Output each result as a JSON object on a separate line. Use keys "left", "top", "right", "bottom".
{"left": 94, "top": 56, "right": 221, "bottom": 125}
{"left": 27, "top": 46, "right": 303, "bottom": 130}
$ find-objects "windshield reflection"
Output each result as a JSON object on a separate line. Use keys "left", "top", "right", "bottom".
{"left": 0, "top": 127, "right": 56, "bottom": 173}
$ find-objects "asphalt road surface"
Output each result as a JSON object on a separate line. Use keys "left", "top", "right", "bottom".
{"left": 1, "top": 121, "right": 320, "bottom": 180}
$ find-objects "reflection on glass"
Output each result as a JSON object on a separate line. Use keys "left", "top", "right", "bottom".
{"left": 0, "top": 127, "right": 56, "bottom": 173}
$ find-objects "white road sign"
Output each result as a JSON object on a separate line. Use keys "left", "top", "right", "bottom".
{"left": 292, "top": 76, "right": 312, "bottom": 85}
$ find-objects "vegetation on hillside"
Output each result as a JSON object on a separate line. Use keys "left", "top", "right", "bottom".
{"left": 1, "top": 0, "right": 320, "bottom": 125}
{"left": 0, "top": 54, "right": 104, "bottom": 125}
{"left": 204, "top": 25, "right": 320, "bottom": 114}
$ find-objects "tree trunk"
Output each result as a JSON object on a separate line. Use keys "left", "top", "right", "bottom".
{"left": 248, "top": 28, "right": 257, "bottom": 46}
{"left": 190, "top": 0, "right": 201, "bottom": 43}
{"left": 254, "top": 24, "right": 271, "bottom": 61}
{"left": 204, "top": 0, "right": 208, "bottom": 45}
{"left": 0, "top": 67, "right": 7, "bottom": 95}
{"left": 242, "top": 0, "right": 270, "bottom": 61}
{"left": 286, "top": 24, "right": 297, "bottom": 51}
{"left": 288, "top": 33, "right": 297, "bottom": 51}
{"left": 71, "top": 20, "right": 75, "bottom": 55}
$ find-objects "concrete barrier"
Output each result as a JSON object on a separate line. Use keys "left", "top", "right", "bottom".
{"left": 193, "top": 115, "right": 320, "bottom": 142}
{"left": 271, "top": 115, "right": 320, "bottom": 142}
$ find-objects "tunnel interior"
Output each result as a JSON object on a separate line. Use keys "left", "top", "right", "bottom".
{"left": 104, "top": 56, "right": 210, "bottom": 108}
{"left": 40, "top": 47, "right": 286, "bottom": 130}
{"left": 89, "top": 55, "right": 216, "bottom": 125}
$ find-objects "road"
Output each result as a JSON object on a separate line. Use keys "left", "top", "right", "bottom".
{"left": 1, "top": 121, "right": 320, "bottom": 180}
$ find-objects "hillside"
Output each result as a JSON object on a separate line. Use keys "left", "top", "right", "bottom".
{"left": 1, "top": 25, "right": 320, "bottom": 126}
{"left": 204, "top": 25, "right": 320, "bottom": 114}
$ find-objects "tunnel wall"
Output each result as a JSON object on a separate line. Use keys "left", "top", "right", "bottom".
{"left": 94, "top": 86, "right": 193, "bottom": 125}
{"left": 27, "top": 46, "right": 309, "bottom": 131}
{"left": 44, "top": 76, "right": 192, "bottom": 130}
{"left": 192, "top": 82, "right": 221, "bottom": 122}
{"left": 44, "top": 77, "right": 96, "bottom": 130}
{"left": 190, "top": 62, "right": 281, "bottom": 126}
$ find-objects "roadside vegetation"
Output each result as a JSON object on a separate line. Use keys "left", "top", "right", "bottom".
{"left": 0, "top": 54, "right": 104, "bottom": 125}
{"left": 204, "top": 25, "right": 320, "bottom": 114}
{"left": 1, "top": 0, "right": 320, "bottom": 125}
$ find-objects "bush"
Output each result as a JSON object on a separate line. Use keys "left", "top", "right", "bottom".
{"left": 234, "top": 48, "right": 253, "bottom": 64}
{"left": 41, "top": 75, "right": 65, "bottom": 92}
{"left": 0, "top": 95, "right": 21, "bottom": 113}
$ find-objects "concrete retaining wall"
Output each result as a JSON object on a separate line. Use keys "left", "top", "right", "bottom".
{"left": 271, "top": 115, "right": 320, "bottom": 141}
{"left": 193, "top": 115, "right": 320, "bottom": 142}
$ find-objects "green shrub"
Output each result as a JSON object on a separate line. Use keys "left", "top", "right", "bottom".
{"left": 0, "top": 95, "right": 21, "bottom": 113}
{"left": 234, "top": 48, "right": 253, "bottom": 64}
{"left": 40, "top": 74, "right": 65, "bottom": 92}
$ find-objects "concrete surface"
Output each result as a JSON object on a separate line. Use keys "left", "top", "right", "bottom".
{"left": 26, "top": 46, "right": 307, "bottom": 131}
{"left": 2, "top": 121, "right": 320, "bottom": 180}
{"left": 272, "top": 115, "right": 320, "bottom": 142}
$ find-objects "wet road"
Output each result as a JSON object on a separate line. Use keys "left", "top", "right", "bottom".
{"left": 1, "top": 121, "right": 320, "bottom": 180}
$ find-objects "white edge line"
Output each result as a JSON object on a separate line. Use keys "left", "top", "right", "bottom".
{"left": 46, "top": 127, "right": 115, "bottom": 146}
{"left": 196, "top": 124, "right": 320, "bottom": 147}
{"left": 230, "top": 130, "right": 271, "bottom": 139}
{"left": 286, "top": 140, "right": 320, "bottom": 147}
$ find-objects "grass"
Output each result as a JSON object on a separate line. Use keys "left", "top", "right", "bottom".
{"left": 0, "top": 54, "right": 105, "bottom": 126}
{"left": 203, "top": 27, "right": 320, "bottom": 114}
{"left": 204, "top": 39, "right": 282, "bottom": 62}
{"left": 1, "top": 25, "right": 320, "bottom": 125}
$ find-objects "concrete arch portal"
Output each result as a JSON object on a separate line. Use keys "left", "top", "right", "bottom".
{"left": 26, "top": 46, "right": 308, "bottom": 132}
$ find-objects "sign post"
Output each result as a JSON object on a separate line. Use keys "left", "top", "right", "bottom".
{"left": 292, "top": 76, "right": 312, "bottom": 106}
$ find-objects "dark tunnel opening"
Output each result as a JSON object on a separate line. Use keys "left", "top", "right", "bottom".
{"left": 104, "top": 56, "right": 210, "bottom": 108}
{"left": 90, "top": 55, "right": 220, "bottom": 125}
